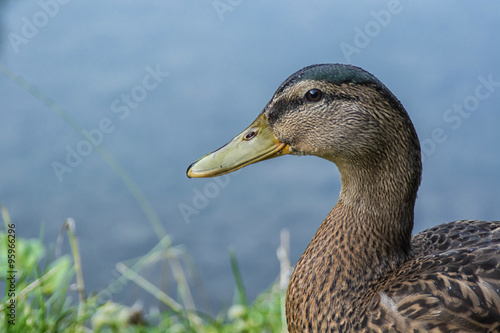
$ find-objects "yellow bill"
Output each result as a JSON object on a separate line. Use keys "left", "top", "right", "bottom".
{"left": 187, "top": 113, "right": 290, "bottom": 178}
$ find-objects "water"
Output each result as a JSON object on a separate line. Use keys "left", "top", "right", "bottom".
{"left": 1, "top": 0, "right": 499, "bottom": 314}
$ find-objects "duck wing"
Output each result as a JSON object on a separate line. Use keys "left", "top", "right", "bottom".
{"left": 370, "top": 221, "right": 500, "bottom": 332}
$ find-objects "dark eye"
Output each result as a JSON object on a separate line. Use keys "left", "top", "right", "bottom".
{"left": 305, "top": 89, "right": 322, "bottom": 102}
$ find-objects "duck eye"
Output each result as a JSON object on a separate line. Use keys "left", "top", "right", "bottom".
{"left": 305, "top": 89, "right": 322, "bottom": 102}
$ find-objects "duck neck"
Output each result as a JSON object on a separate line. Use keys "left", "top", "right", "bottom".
{"left": 286, "top": 151, "right": 421, "bottom": 331}
{"left": 335, "top": 154, "right": 420, "bottom": 258}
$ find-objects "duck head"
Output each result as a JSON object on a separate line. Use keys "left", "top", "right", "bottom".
{"left": 187, "top": 64, "right": 421, "bottom": 195}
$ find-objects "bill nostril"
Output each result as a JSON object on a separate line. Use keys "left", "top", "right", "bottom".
{"left": 244, "top": 130, "right": 257, "bottom": 140}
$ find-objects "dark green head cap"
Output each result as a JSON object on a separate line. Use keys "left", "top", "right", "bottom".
{"left": 275, "top": 63, "right": 392, "bottom": 96}
{"left": 272, "top": 64, "right": 404, "bottom": 115}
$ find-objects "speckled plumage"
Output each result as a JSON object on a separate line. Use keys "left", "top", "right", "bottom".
{"left": 267, "top": 65, "right": 500, "bottom": 332}
{"left": 188, "top": 64, "right": 500, "bottom": 332}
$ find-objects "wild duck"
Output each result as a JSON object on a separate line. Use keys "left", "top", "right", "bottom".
{"left": 186, "top": 64, "right": 500, "bottom": 332}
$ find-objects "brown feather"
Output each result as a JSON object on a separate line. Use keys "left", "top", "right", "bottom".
{"left": 190, "top": 64, "right": 500, "bottom": 332}
{"left": 263, "top": 65, "right": 500, "bottom": 332}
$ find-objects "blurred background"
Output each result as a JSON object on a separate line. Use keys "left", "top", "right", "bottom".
{"left": 1, "top": 0, "right": 499, "bottom": 314}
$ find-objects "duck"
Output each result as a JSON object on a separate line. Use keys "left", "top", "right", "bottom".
{"left": 186, "top": 64, "right": 500, "bottom": 332}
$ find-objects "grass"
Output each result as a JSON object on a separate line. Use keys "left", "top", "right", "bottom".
{"left": 0, "top": 206, "right": 290, "bottom": 332}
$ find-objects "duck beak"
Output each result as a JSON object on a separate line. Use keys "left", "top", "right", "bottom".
{"left": 187, "top": 113, "right": 290, "bottom": 178}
